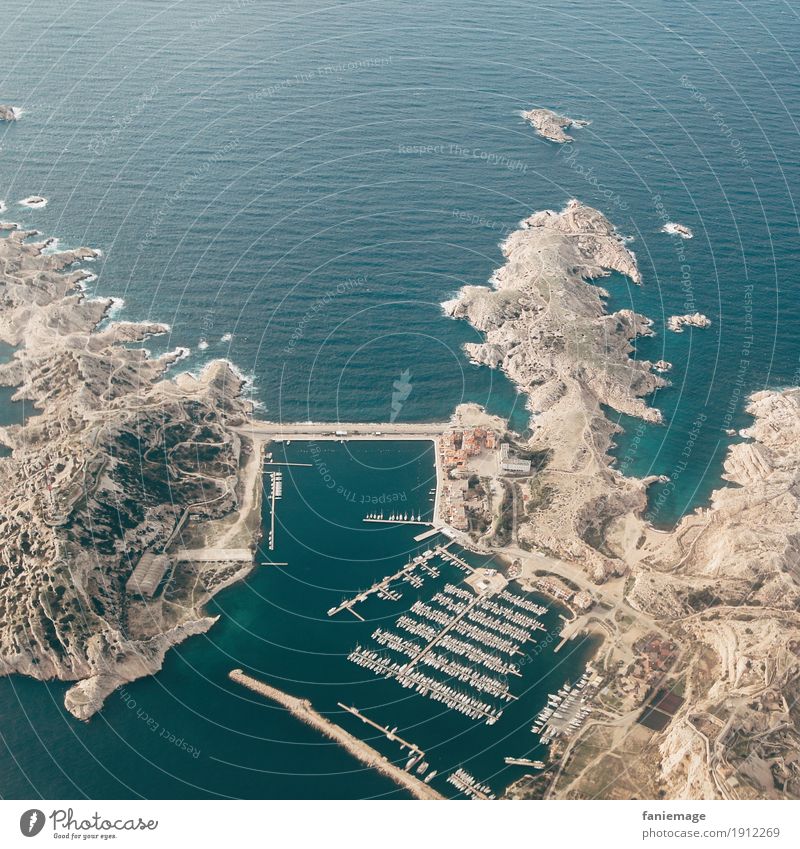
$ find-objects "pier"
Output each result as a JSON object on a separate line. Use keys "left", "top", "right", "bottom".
{"left": 363, "top": 516, "right": 431, "bottom": 526}
{"left": 504, "top": 757, "right": 546, "bottom": 768}
{"left": 337, "top": 704, "right": 425, "bottom": 762}
{"left": 229, "top": 670, "right": 444, "bottom": 800}
{"left": 267, "top": 470, "right": 282, "bottom": 551}
{"left": 326, "top": 548, "right": 440, "bottom": 618}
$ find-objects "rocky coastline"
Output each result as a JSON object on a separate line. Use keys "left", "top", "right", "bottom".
{"left": 0, "top": 222, "right": 261, "bottom": 719}
{"left": 445, "top": 197, "right": 800, "bottom": 800}
{"left": 445, "top": 199, "right": 666, "bottom": 580}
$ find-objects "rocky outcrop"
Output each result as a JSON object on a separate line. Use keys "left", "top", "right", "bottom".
{"left": 522, "top": 108, "right": 589, "bottom": 143}
{"left": 667, "top": 312, "right": 711, "bottom": 332}
{"left": 662, "top": 222, "right": 693, "bottom": 239}
{"left": 0, "top": 224, "right": 256, "bottom": 719}
{"left": 620, "top": 389, "right": 800, "bottom": 798}
{"left": 446, "top": 200, "right": 666, "bottom": 579}
{"left": 0, "top": 105, "right": 19, "bottom": 121}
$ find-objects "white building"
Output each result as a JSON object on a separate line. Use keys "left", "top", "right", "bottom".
{"left": 499, "top": 443, "right": 532, "bottom": 474}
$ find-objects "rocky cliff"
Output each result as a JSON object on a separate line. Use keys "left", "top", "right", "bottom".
{"left": 0, "top": 224, "right": 255, "bottom": 718}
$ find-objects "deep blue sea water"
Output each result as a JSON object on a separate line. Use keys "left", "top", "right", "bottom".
{"left": 1, "top": 0, "right": 798, "bottom": 798}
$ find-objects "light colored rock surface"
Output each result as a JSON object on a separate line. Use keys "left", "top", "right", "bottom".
{"left": 527, "top": 389, "right": 800, "bottom": 800}
{"left": 447, "top": 201, "right": 800, "bottom": 800}
{"left": 632, "top": 392, "right": 800, "bottom": 797}
{"left": 0, "top": 105, "right": 19, "bottom": 121}
{"left": 446, "top": 200, "right": 666, "bottom": 580}
{"left": 522, "top": 107, "right": 589, "bottom": 143}
{"left": 0, "top": 224, "right": 260, "bottom": 719}
{"left": 667, "top": 312, "right": 711, "bottom": 332}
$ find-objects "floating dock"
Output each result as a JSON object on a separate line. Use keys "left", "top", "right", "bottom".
{"left": 326, "top": 548, "right": 440, "bottom": 618}
{"left": 229, "top": 670, "right": 444, "bottom": 800}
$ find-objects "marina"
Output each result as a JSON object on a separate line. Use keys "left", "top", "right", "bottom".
{"left": 531, "top": 666, "right": 601, "bottom": 744}
{"left": 345, "top": 547, "right": 549, "bottom": 725}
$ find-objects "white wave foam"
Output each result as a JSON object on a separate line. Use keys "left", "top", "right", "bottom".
{"left": 440, "top": 297, "right": 461, "bottom": 318}
{"left": 166, "top": 346, "right": 191, "bottom": 364}
{"left": 18, "top": 195, "right": 48, "bottom": 209}
{"left": 220, "top": 332, "right": 233, "bottom": 343}
{"left": 661, "top": 222, "right": 693, "bottom": 239}
{"left": 105, "top": 297, "right": 125, "bottom": 318}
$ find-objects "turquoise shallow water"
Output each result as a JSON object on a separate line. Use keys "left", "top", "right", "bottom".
{"left": 1, "top": 0, "right": 798, "bottom": 797}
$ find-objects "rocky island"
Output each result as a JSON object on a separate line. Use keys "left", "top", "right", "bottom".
{"left": 667, "top": 312, "right": 711, "bottom": 332}
{"left": 522, "top": 107, "right": 589, "bottom": 143}
{"left": 0, "top": 223, "right": 262, "bottom": 719}
{"left": 19, "top": 195, "right": 48, "bottom": 209}
{"left": 0, "top": 105, "right": 19, "bottom": 121}
{"left": 662, "top": 222, "right": 694, "bottom": 239}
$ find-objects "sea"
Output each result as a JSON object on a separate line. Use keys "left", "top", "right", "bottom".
{"left": 0, "top": 0, "right": 798, "bottom": 798}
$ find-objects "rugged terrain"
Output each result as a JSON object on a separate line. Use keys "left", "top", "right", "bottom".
{"left": 446, "top": 201, "right": 800, "bottom": 800}
{"left": 522, "top": 107, "right": 589, "bottom": 143}
{"left": 444, "top": 199, "right": 667, "bottom": 580}
{"left": 0, "top": 223, "right": 258, "bottom": 719}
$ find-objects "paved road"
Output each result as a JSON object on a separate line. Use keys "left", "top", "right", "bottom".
{"left": 236, "top": 420, "right": 449, "bottom": 441}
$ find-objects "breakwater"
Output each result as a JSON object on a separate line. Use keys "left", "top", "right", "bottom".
{"left": 228, "top": 669, "right": 445, "bottom": 800}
